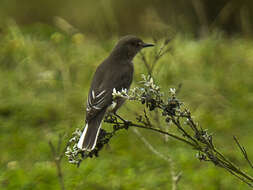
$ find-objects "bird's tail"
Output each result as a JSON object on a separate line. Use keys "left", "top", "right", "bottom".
{"left": 77, "top": 111, "right": 105, "bottom": 151}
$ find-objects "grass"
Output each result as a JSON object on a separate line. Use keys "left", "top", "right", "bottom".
{"left": 0, "top": 22, "right": 253, "bottom": 190}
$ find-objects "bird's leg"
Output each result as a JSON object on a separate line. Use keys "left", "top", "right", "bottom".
{"left": 104, "top": 112, "right": 117, "bottom": 123}
{"left": 114, "top": 113, "right": 125, "bottom": 122}
{"left": 113, "top": 113, "right": 132, "bottom": 128}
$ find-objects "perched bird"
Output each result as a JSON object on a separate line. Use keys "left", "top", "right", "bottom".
{"left": 77, "top": 35, "right": 154, "bottom": 151}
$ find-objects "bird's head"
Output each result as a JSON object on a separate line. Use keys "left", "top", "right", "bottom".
{"left": 111, "top": 35, "right": 154, "bottom": 61}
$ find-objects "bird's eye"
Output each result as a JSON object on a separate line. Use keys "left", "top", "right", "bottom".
{"left": 131, "top": 41, "right": 142, "bottom": 47}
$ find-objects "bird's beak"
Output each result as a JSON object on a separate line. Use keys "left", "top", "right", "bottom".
{"left": 142, "top": 42, "right": 154, "bottom": 48}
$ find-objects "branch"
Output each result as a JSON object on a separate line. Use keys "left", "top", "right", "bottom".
{"left": 234, "top": 136, "right": 253, "bottom": 169}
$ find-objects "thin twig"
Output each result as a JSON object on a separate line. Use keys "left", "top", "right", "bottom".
{"left": 49, "top": 135, "right": 68, "bottom": 190}
{"left": 234, "top": 136, "right": 253, "bottom": 169}
{"left": 139, "top": 51, "right": 152, "bottom": 75}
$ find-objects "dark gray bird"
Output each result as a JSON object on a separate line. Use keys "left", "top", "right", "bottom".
{"left": 77, "top": 35, "right": 154, "bottom": 151}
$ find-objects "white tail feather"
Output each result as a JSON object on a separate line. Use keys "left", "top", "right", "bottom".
{"left": 77, "top": 123, "right": 102, "bottom": 151}
{"left": 90, "top": 124, "right": 101, "bottom": 150}
{"left": 77, "top": 124, "right": 88, "bottom": 149}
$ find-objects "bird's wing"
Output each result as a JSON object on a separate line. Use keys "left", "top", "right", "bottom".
{"left": 85, "top": 75, "right": 131, "bottom": 122}
{"left": 86, "top": 62, "right": 133, "bottom": 121}
{"left": 86, "top": 89, "right": 112, "bottom": 121}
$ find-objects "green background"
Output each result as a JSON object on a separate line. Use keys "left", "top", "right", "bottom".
{"left": 1, "top": 1, "right": 253, "bottom": 189}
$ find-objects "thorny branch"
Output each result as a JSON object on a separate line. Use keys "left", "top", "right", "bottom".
{"left": 66, "top": 74, "right": 253, "bottom": 188}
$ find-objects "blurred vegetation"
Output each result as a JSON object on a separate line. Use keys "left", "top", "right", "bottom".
{"left": 1, "top": 1, "right": 253, "bottom": 189}
{"left": 1, "top": 0, "right": 253, "bottom": 38}
{"left": 1, "top": 21, "right": 253, "bottom": 189}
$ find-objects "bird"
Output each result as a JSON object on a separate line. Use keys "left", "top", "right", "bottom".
{"left": 77, "top": 35, "right": 154, "bottom": 151}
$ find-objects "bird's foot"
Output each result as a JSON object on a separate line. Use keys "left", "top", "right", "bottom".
{"left": 104, "top": 113, "right": 117, "bottom": 123}
{"left": 113, "top": 113, "right": 131, "bottom": 129}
